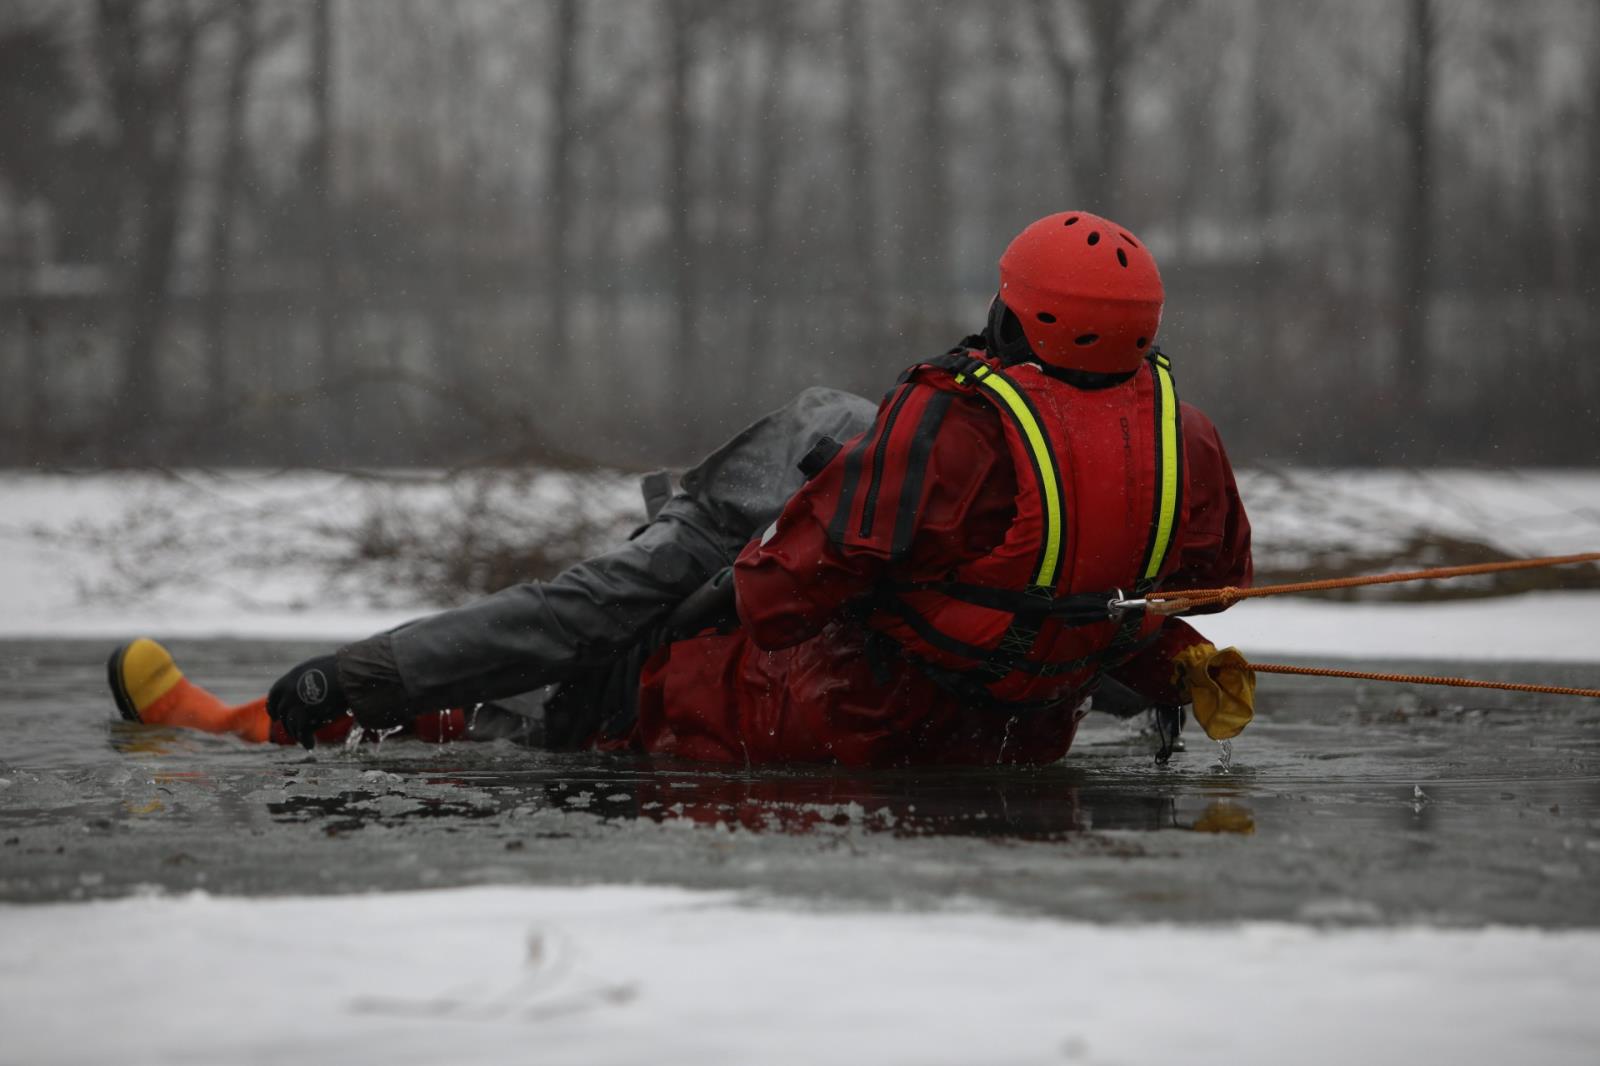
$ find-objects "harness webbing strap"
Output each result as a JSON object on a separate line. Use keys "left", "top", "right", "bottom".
{"left": 873, "top": 591, "right": 1160, "bottom": 680}
{"left": 1139, "top": 351, "right": 1183, "bottom": 584}
{"left": 863, "top": 349, "right": 1186, "bottom": 705}
{"left": 892, "top": 580, "right": 1124, "bottom": 625}
{"left": 955, "top": 363, "right": 1065, "bottom": 589}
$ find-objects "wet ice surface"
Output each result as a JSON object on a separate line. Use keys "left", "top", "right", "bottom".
{"left": 3, "top": 638, "right": 1598, "bottom": 927}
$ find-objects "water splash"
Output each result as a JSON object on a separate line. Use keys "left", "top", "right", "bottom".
{"left": 996, "top": 716, "right": 1019, "bottom": 763}
{"left": 1215, "top": 739, "right": 1234, "bottom": 773}
{"left": 341, "top": 719, "right": 404, "bottom": 753}
{"left": 342, "top": 713, "right": 364, "bottom": 753}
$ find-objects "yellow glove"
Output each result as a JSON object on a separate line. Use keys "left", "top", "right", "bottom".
{"left": 1172, "top": 643, "right": 1256, "bottom": 740}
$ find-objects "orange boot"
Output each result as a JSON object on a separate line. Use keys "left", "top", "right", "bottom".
{"left": 107, "top": 638, "right": 356, "bottom": 745}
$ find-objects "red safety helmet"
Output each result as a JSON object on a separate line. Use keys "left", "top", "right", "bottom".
{"left": 989, "top": 211, "right": 1164, "bottom": 376}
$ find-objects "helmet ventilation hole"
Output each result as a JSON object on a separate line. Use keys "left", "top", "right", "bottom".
{"left": 1074, "top": 333, "right": 1100, "bottom": 346}
{"left": 1087, "top": 231, "right": 1101, "bottom": 246}
{"left": 1064, "top": 215, "right": 1080, "bottom": 226}
{"left": 1136, "top": 337, "right": 1149, "bottom": 349}
{"left": 1120, "top": 232, "right": 1139, "bottom": 248}
{"left": 1116, "top": 248, "right": 1128, "bottom": 267}
{"left": 1036, "top": 312, "right": 1057, "bottom": 323}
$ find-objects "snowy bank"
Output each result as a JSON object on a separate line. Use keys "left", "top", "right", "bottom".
{"left": 2, "top": 468, "right": 1597, "bottom": 660}
{"left": 1195, "top": 591, "right": 1600, "bottom": 662}
{"left": 2, "top": 885, "right": 1597, "bottom": 1066}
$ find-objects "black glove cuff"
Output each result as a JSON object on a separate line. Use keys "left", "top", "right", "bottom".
{"left": 337, "top": 634, "right": 414, "bottom": 730}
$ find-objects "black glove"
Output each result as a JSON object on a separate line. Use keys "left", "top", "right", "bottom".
{"left": 266, "top": 653, "right": 349, "bottom": 749}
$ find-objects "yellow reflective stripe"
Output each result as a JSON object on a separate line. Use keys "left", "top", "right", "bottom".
{"left": 971, "top": 368, "right": 1063, "bottom": 588}
{"left": 1143, "top": 360, "right": 1181, "bottom": 582}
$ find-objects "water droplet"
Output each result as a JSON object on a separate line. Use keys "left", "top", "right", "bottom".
{"left": 997, "top": 716, "right": 1019, "bottom": 763}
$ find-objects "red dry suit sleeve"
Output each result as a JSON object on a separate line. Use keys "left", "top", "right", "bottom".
{"left": 1105, "top": 618, "right": 1211, "bottom": 705}
{"left": 735, "top": 387, "right": 1015, "bottom": 650}
{"left": 1162, "top": 402, "right": 1253, "bottom": 606}
{"left": 1105, "top": 402, "right": 1253, "bottom": 704}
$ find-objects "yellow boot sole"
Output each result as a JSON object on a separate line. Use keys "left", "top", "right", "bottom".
{"left": 107, "top": 638, "right": 184, "bottom": 723}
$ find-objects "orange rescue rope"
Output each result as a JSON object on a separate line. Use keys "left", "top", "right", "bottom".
{"left": 1139, "top": 551, "right": 1600, "bottom": 615}
{"left": 1250, "top": 662, "right": 1600, "bottom": 700}
{"left": 1117, "top": 551, "right": 1600, "bottom": 700}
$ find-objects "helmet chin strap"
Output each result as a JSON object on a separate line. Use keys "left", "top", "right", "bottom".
{"left": 984, "top": 295, "right": 1038, "bottom": 367}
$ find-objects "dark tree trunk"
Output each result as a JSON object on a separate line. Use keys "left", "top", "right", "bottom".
{"left": 433, "top": 15, "right": 475, "bottom": 409}
{"left": 308, "top": 0, "right": 338, "bottom": 402}
{"left": 1080, "top": 0, "right": 1128, "bottom": 211}
{"left": 22, "top": 302, "right": 46, "bottom": 462}
{"left": 744, "top": 3, "right": 791, "bottom": 372}
{"left": 1248, "top": 1, "right": 1281, "bottom": 234}
{"left": 1027, "top": 0, "right": 1083, "bottom": 203}
{"left": 9, "top": 215, "right": 46, "bottom": 462}
{"left": 203, "top": 0, "right": 259, "bottom": 417}
{"left": 1587, "top": 1, "right": 1600, "bottom": 298}
{"left": 664, "top": 0, "right": 696, "bottom": 415}
{"left": 118, "top": 74, "right": 194, "bottom": 463}
{"left": 545, "top": 0, "right": 579, "bottom": 367}
{"left": 907, "top": 5, "right": 950, "bottom": 299}
{"left": 1397, "top": 0, "right": 1434, "bottom": 397}
{"left": 97, "top": 1, "right": 201, "bottom": 463}
{"left": 1031, "top": 0, "right": 1186, "bottom": 211}
{"left": 842, "top": 0, "right": 879, "bottom": 349}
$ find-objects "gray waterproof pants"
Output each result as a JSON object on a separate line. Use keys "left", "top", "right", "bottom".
{"left": 338, "top": 387, "right": 877, "bottom": 737}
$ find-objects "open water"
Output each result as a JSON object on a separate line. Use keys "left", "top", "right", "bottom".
{"left": 2, "top": 639, "right": 1597, "bottom": 926}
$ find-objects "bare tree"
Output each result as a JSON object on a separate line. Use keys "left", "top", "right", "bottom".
{"left": 1028, "top": 0, "right": 1189, "bottom": 210}
{"left": 97, "top": 0, "right": 209, "bottom": 461}
{"left": 544, "top": 0, "right": 579, "bottom": 367}
{"left": 841, "top": 0, "right": 879, "bottom": 345}
{"left": 1586, "top": 1, "right": 1600, "bottom": 291}
{"left": 0, "top": 20, "right": 71, "bottom": 461}
{"left": 307, "top": 0, "right": 337, "bottom": 398}
{"left": 743, "top": 2, "right": 793, "bottom": 370}
{"left": 1396, "top": 0, "right": 1436, "bottom": 395}
{"left": 903, "top": 2, "right": 950, "bottom": 299}
{"left": 432, "top": 7, "right": 476, "bottom": 402}
{"left": 1246, "top": 0, "right": 1286, "bottom": 232}
{"left": 201, "top": 0, "right": 261, "bottom": 413}
{"left": 663, "top": 0, "right": 697, "bottom": 413}
{"left": 4, "top": 0, "right": 1597, "bottom": 468}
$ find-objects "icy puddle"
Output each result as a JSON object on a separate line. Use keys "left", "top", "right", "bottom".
{"left": 2, "top": 638, "right": 1598, "bottom": 926}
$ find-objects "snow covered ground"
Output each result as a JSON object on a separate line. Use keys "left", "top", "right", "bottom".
{"left": 4, "top": 885, "right": 1598, "bottom": 1066}
{"left": 0, "top": 469, "right": 636, "bottom": 640}
{"left": 2, "top": 467, "right": 1596, "bottom": 659}
{"left": 1195, "top": 591, "right": 1600, "bottom": 661}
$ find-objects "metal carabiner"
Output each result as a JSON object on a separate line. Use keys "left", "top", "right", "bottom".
{"left": 1106, "top": 589, "right": 1148, "bottom": 618}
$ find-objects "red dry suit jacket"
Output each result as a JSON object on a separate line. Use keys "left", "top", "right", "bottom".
{"left": 632, "top": 362, "right": 1252, "bottom": 767}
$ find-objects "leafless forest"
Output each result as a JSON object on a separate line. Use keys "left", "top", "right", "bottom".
{"left": 1, "top": 0, "right": 1597, "bottom": 469}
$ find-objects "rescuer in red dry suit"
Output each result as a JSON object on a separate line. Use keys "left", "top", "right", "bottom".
{"left": 108, "top": 211, "right": 1253, "bottom": 765}
{"left": 629, "top": 211, "right": 1253, "bottom": 765}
